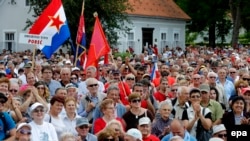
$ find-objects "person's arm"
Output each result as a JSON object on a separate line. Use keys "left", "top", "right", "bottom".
{"left": 20, "top": 92, "right": 34, "bottom": 113}
{"left": 4, "top": 128, "right": 16, "bottom": 141}
{"left": 32, "top": 87, "right": 48, "bottom": 111}
{"left": 199, "top": 112, "right": 212, "bottom": 130}
{"left": 186, "top": 113, "right": 199, "bottom": 131}
{"left": 125, "top": 57, "right": 137, "bottom": 75}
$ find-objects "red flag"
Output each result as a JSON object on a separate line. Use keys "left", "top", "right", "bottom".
{"left": 85, "top": 16, "right": 110, "bottom": 68}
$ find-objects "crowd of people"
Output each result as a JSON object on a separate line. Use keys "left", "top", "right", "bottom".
{"left": 0, "top": 45, "right": 249, "bottom": 141}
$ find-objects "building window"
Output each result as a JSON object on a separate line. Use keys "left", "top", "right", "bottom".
{"left": 25, "top": 0, "right": 30, "bottom": 6}
{"left": 174, "top": 33, "right": 180, "bottom": 47}
{"left": 4, "top": 32, "right": 15, "bottom": 52}
{"left": 127, "top": 32, "right": 134, "bottom": 41}
{"left": 161, "top": 33, "right": 167, "bottom": 41}
{"left": 127, "top": 32, "right": 135, "bottom": 49}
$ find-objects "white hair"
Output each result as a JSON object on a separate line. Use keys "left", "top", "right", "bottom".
{"left": 169, "top": 136, "right": 184, "bottom": 141}
{"left": 207, "top": 71, "right": 218, "bottom": 78}
{"left": 159, "top": 100, "right": 173, "bottom": 110}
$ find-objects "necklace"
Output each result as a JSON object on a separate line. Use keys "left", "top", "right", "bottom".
{"left": 131, "top": 108, "right": 141, "bottom": 119}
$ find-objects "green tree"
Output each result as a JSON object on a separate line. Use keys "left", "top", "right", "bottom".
{"left": 24, "top": 0, "right": 132, "bottom": 48}
{"left": 175, "top": 0, "right": 230, "bottom": 47}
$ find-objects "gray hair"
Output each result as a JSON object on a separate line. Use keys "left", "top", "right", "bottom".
{"left": 86, "top": 66, "right": 97, "bottom": 73}
{"left": 177, "top": 86, "right": 189, "bottom": 97}
{"left": 207, "top": 71, "right": 218, "bottom": 78}
{"left": 169, "top": 136, "right": 184, "bottom": 141}
{"left": 159, "top": 100, "right": 173, "bottom": 111}
{"left": 85, "top": 78, "right": 98, "bottom": 86}
{"left": 60, "top": 67, "right": 71, "bottom": 74}
{"left": 107, "top": 85, "right": 120, "bottom": 94}
{"left": 59, "top": 132, "right": 75, "bottom": 141}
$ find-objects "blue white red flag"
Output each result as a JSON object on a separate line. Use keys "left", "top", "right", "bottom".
{"left": 150, "top": 62, "right": 158, "bottom": 81}
{"left": 29, "top": 0, "right": 70, "bottom": 58}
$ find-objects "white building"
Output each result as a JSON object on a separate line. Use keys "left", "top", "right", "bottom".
{"left": 0, "top": 0, "right": 35, "bottom": 52}
{"left": 0, "top": 0, "right": 190, "bottom": 55}
{"left": 117, "top": 0, "right": 190, "bottom": 54}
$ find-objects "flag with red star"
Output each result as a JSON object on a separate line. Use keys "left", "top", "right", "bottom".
{"left": 29, "top": 0, "right": 70, "bottom": 58}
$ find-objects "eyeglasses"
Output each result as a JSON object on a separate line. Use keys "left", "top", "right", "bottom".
{"left": 230, "top": 72, "right": 236, "bottom": 74}
{"left": 137, "top": 73, "right": 144, "bottom": 76}
{"left": 0, "top": 99, "right": 6, "bottom": 104}
{"left": 80, "top": 74, "right": 85, "bottom": 76}
{"left": 9, "top": 89, "right": 18, "bottom": 93}
{"left": 37, "top": 87, "right": 45, "bottom": 90}
{"left": 88, "top": 84, "right": 98, "bottom": 87}
{"left": 131, "top": 99, "right": 141, "bottom": 103}
{"left": 103, "top": 139, "right": 115, "bottom": 141}
{"left": 190, "top": 95, "right": 200, "bottom": 98}
{"left": 171, "top": 89, "right": 178, "bottom": 92}
{"left": 209, "top": 76, "right": 216, "bottom": 79}
{"left": 19, "top": 129, "right": 31, "bottom": 135}
{"left": 79, "top": 125, "right": 89, "bottom": 129}
{"left": 243, "top": 78, "right": 250, "bottom": 81}
{"left": 33, "top": 108, "right": 44, "bottom": 113}
{"left": 126, "top": 78, "right": 135, "bottom": 81}
{"left": 187, "top": 71, "right": 193, "bottom": 73}
{"left": 193, "top": 78, "right": 200, "bottom": 80}
{"left": 201, "top": 91, "right": 208, "bottom": 94}
{"left": 218, "top": 133, "right": 227, "bottom": 138}
{"left": 71, "top": 77, "right": 77, "bottom": 80}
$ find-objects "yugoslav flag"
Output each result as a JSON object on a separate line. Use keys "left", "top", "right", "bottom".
{"left": 150, "top": 62, "right": 158, "bottom": 81}
{"left": 29, "top": 0, "right": 70, "bottom": 58}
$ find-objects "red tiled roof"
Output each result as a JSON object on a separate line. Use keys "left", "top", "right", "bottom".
{"left": 127, "top": 0, "right": 191, "bottom": 20}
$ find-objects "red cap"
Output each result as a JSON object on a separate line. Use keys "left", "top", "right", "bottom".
{"left": 247, "top": 58, "right": 250, "bottom": 63}
{"left": 241, "top": 87, "right": 250, "bottom": 95}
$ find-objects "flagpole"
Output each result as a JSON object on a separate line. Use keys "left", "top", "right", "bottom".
{"left": 32, "top": 45, "right": 36, "bottom": 70}
{"left": 74, "top": 0, "right": 85, "bottom": 67}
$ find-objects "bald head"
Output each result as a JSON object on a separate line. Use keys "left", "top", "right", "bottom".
{"left": 170, "top": 119, "right": 185, "bottom": 138}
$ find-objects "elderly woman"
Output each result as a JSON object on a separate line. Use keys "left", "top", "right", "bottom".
{"left": 182, "top": 88, "right": 212, "bottom": 140}
{"left": 44, "top": 95, "right": 66, "bottom": 138}
{"left": 220, "top": 96, "right": 250, "bottom": 132}
{"left": 28, "top": 102, "right": 58, "bottom": 141}
{"left": 63, "top": 96, "right": 81, "bottom": 136}
{"left": 122, "top": 93, "right": 154, "bottom": 131}
{"left": 34, "top": 81, "right": 50, "bottom": 102}
{"left": 152, "top": 101, "right": 173, "bottom": 139}
{"left": 104, "top": 119, "right": 125, "bottom": 141}
{"left": 125, "top": 73, "right": 136, "bottom": 90}
{"left": 234, "top": 79, "right": 248, "bottom": 96}
{"left": 93, "top": 99, "right": 124, "bottom": 134}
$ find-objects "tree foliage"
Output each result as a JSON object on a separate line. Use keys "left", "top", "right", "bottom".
{"left": 175, "top": 0, "right": 231, "bottom": 47}
{"left": 24, "top": 0, "right": 133, "bottom": 48}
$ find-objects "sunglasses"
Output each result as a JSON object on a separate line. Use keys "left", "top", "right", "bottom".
{"left": 209, "top": 77, "right": 216, "bottom": 79}
{"left": 33, "top": 108, "right": 44, "bottom": 113}
{"left": 243, "top": 78, "right": 250, "bottom": 81}
{"left": 218, "top": 133, "right": 227, "bottom": 138}
{"left": 103, "top": 139, "right": 115, "bottom": 141}
{"left": 80, "top": 74, "right": 85, "bottom": 76}
{"left": 9, "top": 89, "right": 18, "bottom": 93}
{"left": 131, "top": 99, "right": 141, "bottom": 103}
{"left": 88, "top": 84, "right": 98, "bottom": 87}
{"left": 191, "top": 95, "right": 200, "bottom": 98}
{"left": 0, "top": 99, "right": 6, "bottom": 104}
{"left": 171, "top": 89, "right": 178, "bottom": 92}
{"left": 230, "top": 72, "right": 236, "bottom": 74}
{"left": 19, "top": 129, "right": 31, "bottom": 135}
{"left": 187, "top": 71, "right": 193, "bottom": 73}
{"left": 37, "top": 87, "right": 45, "bottom": 90}
{"left": 126, "top": 78, "right": 135, "bottom": 81}
{"left": 71, "top": 77, "right": 77, "bottom": 80}
{"left": 79, "top": 125, "right": 89, "bottom": 129}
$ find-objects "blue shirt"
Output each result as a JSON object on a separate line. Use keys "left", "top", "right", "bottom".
{"left": 0, "top": 112, "right": 16, "bottom": 140}
{"left": 216, "top": 79, "right": 236, "bottom": 101}
{"left": 48, "top": 80, "right": 62, "bottom": 96}
{"left": 161, "top": 131, "right": 197, "bottom": 141}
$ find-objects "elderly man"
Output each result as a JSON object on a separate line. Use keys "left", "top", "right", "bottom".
{"left": 19, "top": 63, "right": 32, "bottom": 84}
{"left": 9, "top": 81, "right": 19, "bottom": 96}
{"left": 78, "top": 78, "right": 106, "bottom": 123}
{"left": 78, "top": 66, "right": 105, "bottom": 95}
{"left": 125, "top": 128, "right": 143, "bottom": 141}
{"left": 75, "top": 117, "right": 97, "bottom": 141}
{"left": 212, "top": 124, "right": 227, "bottom": 141}
{"left": 60, "top": 67, "right": 71, "bottom": 87}
{"left": 189, "top": 74, "right": 201, "bottom": 88}
{"left": 137, "top": 117, "right": 160, "bottom": 141}
{"left": 15, "top": 123, "right": 32, "bottom": 141}
{"left": 161, "top": 119, "right": 197, "bottom": 141}
{"left": 172, "top": 86, "right": 190, "bottom": 119}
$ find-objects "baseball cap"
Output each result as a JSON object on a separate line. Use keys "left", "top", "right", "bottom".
{"left": 241, "top": 87, "right": 250, "bottom": 95}
{"left": 138, "top": 117, "right": 151, "bottom": 126}
{"left": 111, "top": 69, "right": 120, "bottom": 74}
{"left": 29, "top": 102, "right": 44, "bottom": 113}
{"left": 65, "top": 83, "right": 77, "bottom": 89}
{"left": 65, "top": 60, "right": 72, "bottom": 64}
{"left": 16, "top": 123, "right": 31, "bottom": 131}
{"left": 126, "top": 128, "right": 142, "bottom": 141}
{"left": 209, "top": 137, "right": 224, "bottom": 141}
{"left": 0, "top": 93, "right": 8, "bottom": 103}
{"left": 72, "top": 67, "right": 80, "bottom": 72}
{"left": 23, "top": 63, "right": 32, "bottom": 68}
{"left": 76, "top": 117, "right": 89, "bottom": 127}
{"left": 199, "top": 84, "right": 210, "bottom": 93}
{"left": 212, "top": 124, "right": 226, "bottom": 135}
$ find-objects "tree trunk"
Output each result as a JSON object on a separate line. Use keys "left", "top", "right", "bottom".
{"left": 209, "top": 22, "right": 216, "bottom": 48}
{"left": 230, "top": 0, "right": 241, "bottom": 48}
